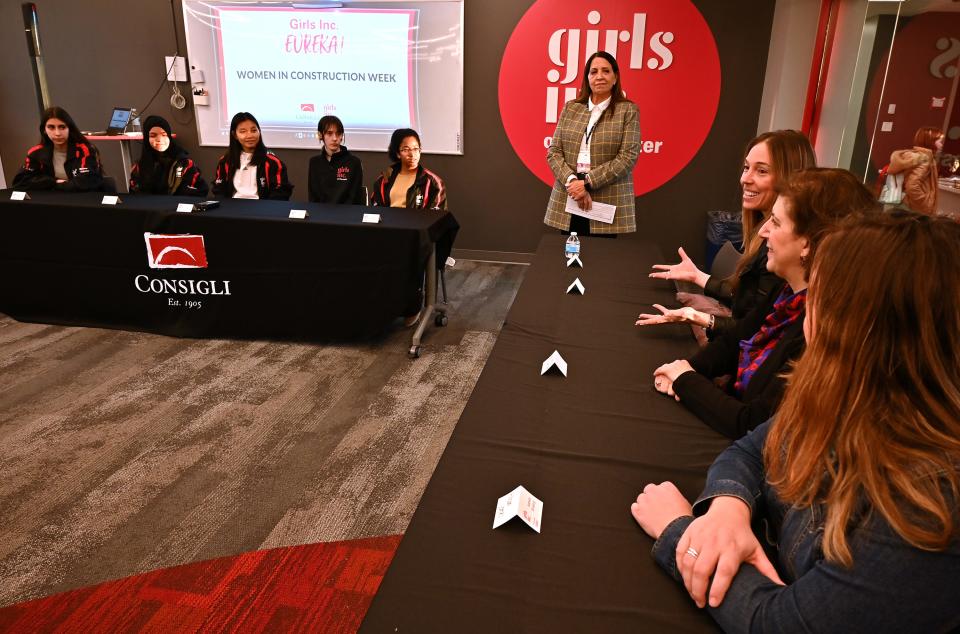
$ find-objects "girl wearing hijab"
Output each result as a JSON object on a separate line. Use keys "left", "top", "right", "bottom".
{"left": 129, "top": 115, "right": 208, "bottom": 196}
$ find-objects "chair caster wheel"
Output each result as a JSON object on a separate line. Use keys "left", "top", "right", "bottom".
{"left": 408, "top": 345, "right": 421, "bottom": 359}
{"left": 435, "top": 314, "right": 448, "bottom": 327}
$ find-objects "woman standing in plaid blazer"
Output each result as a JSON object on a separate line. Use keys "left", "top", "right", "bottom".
{"left": 544, "top": 51, "right": 640, "bottom": 235}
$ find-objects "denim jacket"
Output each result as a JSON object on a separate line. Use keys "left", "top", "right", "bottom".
{"left": 652, "top": 422, "right": 960, "bottom": 633}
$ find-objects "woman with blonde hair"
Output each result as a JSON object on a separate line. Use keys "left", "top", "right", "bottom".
{"left": 888, "top": 126, "right": 944, "bottom": 214}
{"left": 644, "top": 130, "right": 816, "bottom": 335}
{"left": 631, "top": 211, "right": 960, "bottom": 632}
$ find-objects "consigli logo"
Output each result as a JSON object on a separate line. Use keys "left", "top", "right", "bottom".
{"left": 498, "top": 0, "right": 721, "bottom": 196}
{"left": 144, "top": 233, "right": 208, "bottom": 269}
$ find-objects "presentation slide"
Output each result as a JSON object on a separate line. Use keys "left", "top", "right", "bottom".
{"left": 182, "top": 1, "right": 463, "bottom": 154}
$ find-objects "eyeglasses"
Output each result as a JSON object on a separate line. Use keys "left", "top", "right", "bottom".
{"left": 399, "top": 146, "right": 421, "bottom": 154}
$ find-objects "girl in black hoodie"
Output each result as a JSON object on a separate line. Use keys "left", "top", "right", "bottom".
{"left": 13, "top": 106, "right": 104, "bottom": 192}
{"left": 308, "top": 115, "right": 364, "bottom": 204}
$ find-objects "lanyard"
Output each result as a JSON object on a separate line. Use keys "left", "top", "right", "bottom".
{"left": 584, "top": 107, "right": 605, "bottom": 146}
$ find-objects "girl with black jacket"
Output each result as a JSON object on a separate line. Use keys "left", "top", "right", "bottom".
{"left": 13, "top": 106, "right": 105, "bottom": 192}
{"left": 129, "top": 115, "right": 208, "bottom": 196}
{"left": 211, "top": 112, "right": 293, "bottom": 200}
{"left": 308, "top": 115, "right": 364, "bottom": 204}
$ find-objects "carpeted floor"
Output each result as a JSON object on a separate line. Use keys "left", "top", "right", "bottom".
{"left": 0, "top": 259, "right": 525, "bottom": 610}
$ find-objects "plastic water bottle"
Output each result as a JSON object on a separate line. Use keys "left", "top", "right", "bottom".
{"left": 565, "top": 232, "right": 580, "bottom": 259}
{"left": 128, "top": 109, "right": 142, "bottom": 135}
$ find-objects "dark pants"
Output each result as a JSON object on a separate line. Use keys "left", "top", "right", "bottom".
{"left": 561, "top": 214, "right": 617, "bottom": 238}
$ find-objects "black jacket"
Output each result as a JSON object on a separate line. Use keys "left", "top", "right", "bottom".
{"left": 211, "top": 151, "right": 293, "bottom": 200}
{"left": 370, "top": 164, "right": 447, "bottom": 210}
{"left": 673, "top": 283, "right": 805, "bottom": 439}
{"left": 12, "top": 141, "right": 105, "bottom": 192}
{"left": 307, "top": 146, "right": 364, "bottom": 204}
{"left": 130, "top": 152, "right": 208, "bottom": 197}
{"left": 704, "top": 241, "right": 782, "bottom": 335}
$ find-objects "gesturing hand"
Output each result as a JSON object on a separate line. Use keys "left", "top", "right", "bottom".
{"left": 650, "top": 247, "right": 709, "bottom": 288}
{"left": 636, "top": 305, "right": 710, "bottom": 328}
{"left": 675, "top": 496, "right": 784, "bottom": 609}
{"left": 630, "top": 481, "right": 694, "bottom": 540}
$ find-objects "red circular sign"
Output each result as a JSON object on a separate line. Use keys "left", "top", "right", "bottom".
{"left": 498, "top": 0, "right": 721, "bottom": 196}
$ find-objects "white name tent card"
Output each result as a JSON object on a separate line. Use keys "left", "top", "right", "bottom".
{"left": 540, "top": 350, "right": 568, "bottom": 377}
{"left": 564, "top": 195, "right": 616, "bottom": 224}
{"left": 10, "top": 191, "right": 30, "bottom": 201}
{"left": 101, "top": 195, "right": 120, "bottom": 205}
{"left": 566, "top": 255, "right": 583, "bottom": 268}
{"left": 176, "top": 203, "right": 194, "bottom": 213}
{"left": 288, "top": 209, "right": 308, "bottom": 219}
{"left": 493, "top": 485, "right": 543, "bottom": 533}
{"left": 566, "top": 278, "right": 585, "bottom": 295}
{"left": 362, "top": 213, "right": 381, "bottom": 224}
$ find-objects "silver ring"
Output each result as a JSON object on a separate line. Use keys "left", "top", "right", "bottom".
{"left": 685, "top": 547, "right": 699, "bottom": 559}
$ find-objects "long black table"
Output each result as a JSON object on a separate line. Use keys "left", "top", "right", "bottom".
{"left": 0, "top": 191, "right": 457, "bottom": 342}
{"left": 361, "top": 234, "right": 729, "bottom": 632}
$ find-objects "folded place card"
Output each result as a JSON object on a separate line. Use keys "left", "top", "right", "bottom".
{"left": 176, "top": 203, "right": 194, "bottom": 213}
{"left": 289, "top": 209, "right": 308, "bottom": 219}
{"left": 566, "top": 278, "right": 585, "bottom": 295}
{"left": 493, "top": 485, "right": 543, "bottom": 533}
{"left": 362, "top": 213, "right": 381, "bottom": 224}
{"left": 10, "top": 191, "right": 30, "bottom": 201}
{"left": 540, "top": 350, "right": 568, "bottom": 377}
{"left": 101, "top": 195, "right": 120, "bottom": 205}
{"left": 566, "top": 255, "right": 583, "bottom": 268}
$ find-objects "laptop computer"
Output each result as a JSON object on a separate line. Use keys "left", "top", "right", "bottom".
{"left": 104, "top": 107, "right": 133, "bottom": 135}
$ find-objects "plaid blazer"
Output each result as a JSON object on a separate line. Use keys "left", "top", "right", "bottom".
{"left": 544, "top": 99, "right": 640, "bottom": 234}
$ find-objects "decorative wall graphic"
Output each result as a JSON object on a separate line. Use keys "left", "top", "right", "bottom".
{"left": 498, "top": 0, "right": 721, "bottom": 196}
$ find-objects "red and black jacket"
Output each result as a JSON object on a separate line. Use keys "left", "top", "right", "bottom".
{"left": 211, "top": 151, "right": 293, "bottom": 200}
{"left": 12, "top": 141, "right": 105, "bottom": 192}
{"left": 370, "top": 164, "right": 447, "bottom": 210}
{"left": 130, "top": 154, "right": 208, "bottom": 197}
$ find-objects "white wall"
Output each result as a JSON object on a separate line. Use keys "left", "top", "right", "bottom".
{"left": 813, "top": 0, "right": 870, "bottom": 166}
{"left": 757, "top": 0, "right": 821, "bottom": 133}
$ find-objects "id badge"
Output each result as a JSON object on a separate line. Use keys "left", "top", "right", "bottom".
{"left": 576, "top": 148, "right": 591, "bottom": 173}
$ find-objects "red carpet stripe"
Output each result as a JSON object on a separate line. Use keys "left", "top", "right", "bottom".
{"left": 0, "top": 535, "right": 401, "bottom": 633}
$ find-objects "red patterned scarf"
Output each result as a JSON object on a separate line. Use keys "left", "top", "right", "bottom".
{"left": 734, "top": 287, "right": 806, "bottom": 396}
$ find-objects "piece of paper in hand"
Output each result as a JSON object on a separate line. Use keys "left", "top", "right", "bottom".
{"left": 493, "top": 485, "right": 543, "bottom": 533}
{"left": 540, "top": 350, "right": 568, "bottom": 376}
{"left": 566, "top": 278, "right": 585, "bottom": 295}
{"left": 566, "top": 255, "right": 583, "bottom": 268}
{"left": 564, "top": 195, "right": 616, "bottom": 224}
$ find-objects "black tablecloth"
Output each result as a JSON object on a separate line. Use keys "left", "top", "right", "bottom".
{"left": 0, "top": 191, "right": 458, "bottom": 340}
{"left": 361, "top": 234, "right": 729, "bottom": 633}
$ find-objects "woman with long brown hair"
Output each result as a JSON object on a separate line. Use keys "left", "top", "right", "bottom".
{"left": 648, "top": 168, "right": 875, "bottom": 439}
{"left": 888, "top": 125, "right": 943, "bottom": 214}
{"left": 642, "top": 130, "right": 815, "bottom": 334}
{"left": 631, "top": 211, "right": 960, "bottom": 632}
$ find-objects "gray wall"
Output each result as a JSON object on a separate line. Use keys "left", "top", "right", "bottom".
{"left": 0, "top": 0, "right": 775, "bottom": 263}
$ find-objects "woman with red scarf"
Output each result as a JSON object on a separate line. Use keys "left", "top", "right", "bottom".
{"left": 649, "top": 169, "right": 876, "bottom": 439}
